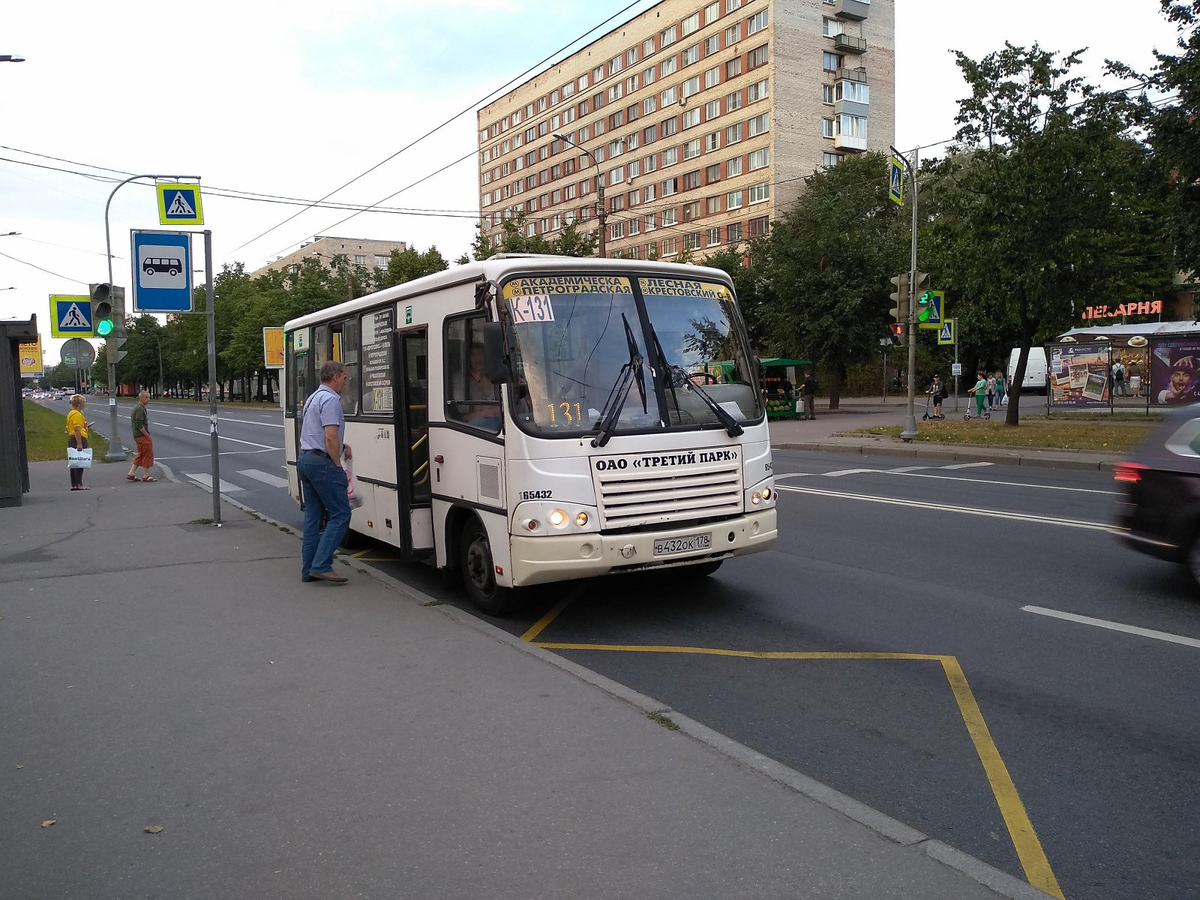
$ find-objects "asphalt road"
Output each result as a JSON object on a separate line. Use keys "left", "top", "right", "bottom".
{"left": 47, "top": 397, "right": 1200, "bottom": 900}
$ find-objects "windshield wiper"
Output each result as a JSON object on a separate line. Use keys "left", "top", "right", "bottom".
{"left": 648, "top": 339, "right": 743, "bottom": 438}
{"left": 590, "top": 314, "right": 646, "bottom": 448}
{"left": 647, "top": 323, "right": 680, "bottom": 427}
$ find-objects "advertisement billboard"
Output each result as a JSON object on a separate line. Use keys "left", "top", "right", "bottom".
{"left": 1149, "top": 336, "right": 1200, "bottom": 405}
{"left": 1047, "top": 342, "right": 1111, "bottom": 407}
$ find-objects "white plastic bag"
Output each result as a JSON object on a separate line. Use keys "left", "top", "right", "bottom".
{"left": 344, "top": 456, "right": 363, "bottom": 509}
{"left": 67, "top": 446, "right": 93, "bottom": 469}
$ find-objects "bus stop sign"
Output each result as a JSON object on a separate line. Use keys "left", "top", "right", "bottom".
{"left": 131, "top": 230, "right": 194, "bottom": 313}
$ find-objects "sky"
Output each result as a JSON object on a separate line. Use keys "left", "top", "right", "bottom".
{"left": 0, "top": 0, "right": 1183, "bottom": 366}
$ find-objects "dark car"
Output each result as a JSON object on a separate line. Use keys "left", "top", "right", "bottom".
{"left": 1113, "top": 403, "right": 1200, "bottom": 584}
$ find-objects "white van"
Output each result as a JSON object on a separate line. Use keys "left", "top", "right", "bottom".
{"left": 1007, "top": 347, "right": 1048, "bottom": 394}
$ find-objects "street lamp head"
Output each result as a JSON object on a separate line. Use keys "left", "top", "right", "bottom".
{"left": 0, "top": 55, "right": 25, "bottom": 63}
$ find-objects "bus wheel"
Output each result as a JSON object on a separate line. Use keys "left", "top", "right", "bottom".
{"left": 461, "top": 519, "right": 518, "bottom": 616}
{"left": 683, "top": 560, "right": 723, "bottom": 577}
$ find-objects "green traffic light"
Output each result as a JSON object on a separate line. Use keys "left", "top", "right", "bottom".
{"left": 96, "top": 319, "right": 113, "bottom": 336}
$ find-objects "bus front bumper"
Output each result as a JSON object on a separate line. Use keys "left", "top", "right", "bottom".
{"left": 508, "top": 509, "right": 777, "bottom": 587}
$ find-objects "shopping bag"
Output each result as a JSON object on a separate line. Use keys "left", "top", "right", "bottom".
{"left": 67, "top": 446, "right": 93, "bottom": 469}
{"left": 344, "top": 456, "right": 364, "bottom": 509}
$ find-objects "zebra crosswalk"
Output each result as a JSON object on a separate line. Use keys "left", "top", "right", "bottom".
{"left": 775, "top": 462, "right": 995, "bottom": 480}
{"left": 184, "top": 468, "right": 290, "bottom": 494}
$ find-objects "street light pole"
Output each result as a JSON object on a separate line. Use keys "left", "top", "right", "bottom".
{"left": 554, "top": 133, "right": 607, "bottom": 258}
{"left": 889, "top": 145, "right": 920, "bottom": 442}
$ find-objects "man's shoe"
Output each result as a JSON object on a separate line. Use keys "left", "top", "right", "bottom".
{"left": 310, "top": 571, "right": 348, "bottom": 585}
{"left": 301, "top": 574, "right": 315, "bottom": 583}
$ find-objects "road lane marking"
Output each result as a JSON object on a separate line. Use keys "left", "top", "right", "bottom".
{"left": 887, "top": 465, "right": 932, "bottom": 473}
{"left": 774, "top": 484, "right": 1109, "bottom": 530}
{"left": 533, "top": 641, "right": 1063, "bottom": 898}
{"left": 184, "top": 473, "right": 246, "bottom": 493}
{"left": 124, "top": 407, "right": 285, "bottom": 428}
{"left": 1022, "top": 605, "right": 1200, "bottom": 649}
{"left": 169, "top": 426, "right": 278, "bottom": 450}
{"left": 944, "top": 462, "right": 994, "bottom": 469}
{"left": 156, "top": 448, "right": 277, "bottom": 460}
{"left": 820, "top": 468, "right": 877, "bottom": 477}
{"left": 239, "top": 468, "right": 289, "bottom": 488}
{"left": 520, "top": 597, "right": 575, "bottom": 642}
{"left": 881, "top": 470, "right": 1120, "bottom": 495}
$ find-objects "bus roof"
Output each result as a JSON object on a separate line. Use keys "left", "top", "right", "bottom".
{"left": 283, "top": 255, "right": 736, "bottom": 331}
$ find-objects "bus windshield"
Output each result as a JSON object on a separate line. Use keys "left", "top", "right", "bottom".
{"left": 503, "top": 272, "right": 761, "bottom": 437}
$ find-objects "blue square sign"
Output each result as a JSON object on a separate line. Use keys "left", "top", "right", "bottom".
{"left": 131, "top": 230, "right": 193, "bottom": 313}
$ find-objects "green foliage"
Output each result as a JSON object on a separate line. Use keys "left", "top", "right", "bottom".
{"left": 467, "top": 211, "right": 599, "bottom": 259}
{"left": 767, "top": 152, "right": 909, "bottom": 407}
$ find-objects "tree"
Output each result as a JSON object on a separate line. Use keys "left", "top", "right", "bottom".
{"left": 466, "top": 211, "right": 598, "bottom": 260}
{"left": 703, "top": 239, "right": 775, "bottom": 350}
{"left": 378, "top": 246, "right": 449, "bottom": 288}
{"left": 940, "top": 43, "right": 1177, "bottom": 424}
{"left": 767, "top": 152, "right": 909, "bottom": 409}
{"left": 1110, "top": 0, "right": 1200, "bottom": 276}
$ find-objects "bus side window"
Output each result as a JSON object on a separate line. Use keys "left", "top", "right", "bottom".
{"left": 445, "top": 314, "right": 501, "bottom": 434}
{"left": 287, "top": 328, "right": 312, "bottom": 416}
{"left": 332, "top": 318, "right": 360, "bottom": 417}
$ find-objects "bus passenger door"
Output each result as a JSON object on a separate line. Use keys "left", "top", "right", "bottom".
{"left": 394, "top": 327, "right": 434, "bottom": 560}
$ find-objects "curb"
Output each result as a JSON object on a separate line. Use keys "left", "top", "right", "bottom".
{"left": 165, "top": 469, "right": 1055, "bottom": 900}
{"left": 772, "top": 440, "right": 1117, "bottom": 471}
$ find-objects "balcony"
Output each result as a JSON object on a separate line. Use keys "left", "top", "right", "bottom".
{"left": 836, "top": 66, "right": 868, "bottom": 84}
{"left": 834, "top": 34, "right": 867, "bottom": 54}
{"left": 834, "top": 133, "right": 868, "bottom": 152}
{"left": 834, "top": 98, "right": 869, "bottom": 118}
{"left": 834, "top": 0, "right": 870, "bottom": 20}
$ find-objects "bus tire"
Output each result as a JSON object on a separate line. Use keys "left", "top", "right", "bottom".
{"left": 460, "top": 518, "right": 519, "bottom": 617}
{"left": 683, "top": 560, "right": 723, "bottom": 578}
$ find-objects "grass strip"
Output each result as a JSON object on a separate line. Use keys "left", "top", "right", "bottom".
{"left": 23, "top": 400, "right": 112, "bottom": 462}
{"left": 854, "top": 418, "right": 1154, "bottom": 453}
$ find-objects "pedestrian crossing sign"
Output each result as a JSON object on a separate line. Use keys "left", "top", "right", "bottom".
{"left": 889, "top": 157, "right": 904, "bottom": 206}
{"left": 50, "top": 295, "right": 93, "bottom": 337}
{"left": 938, "top": 319, "right": 956, "bottom": 346}
{"left": 156, "top": 182, "right": 204, "bottom": 225}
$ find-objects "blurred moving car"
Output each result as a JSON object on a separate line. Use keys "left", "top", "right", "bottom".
{"left": 1112, "top": 403, "right": 1200, "bottom": 586}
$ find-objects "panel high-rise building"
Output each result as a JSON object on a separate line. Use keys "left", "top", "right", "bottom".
{"left": 476, "top": 0, "right": 895, "bottom": 259}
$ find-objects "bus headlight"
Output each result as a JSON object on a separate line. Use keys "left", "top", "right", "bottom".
{"left": 548, "top": 509, "right": 568, "bottom": 528}
{"left": 575, "top": 511, "right": 589, "bottom": 527}
{"left": 745, "top": 478, "right": 775, "bottom": 509}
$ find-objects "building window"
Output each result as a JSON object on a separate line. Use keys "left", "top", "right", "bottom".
{"left": 683, "top": 170, "right": 701, "bottom": 189}
{"left": 644, "top": 123, "right": 658, "bottom": 144}
{"left": 684, "top": 232, "right": 700, "bottom": 250}
{"left": 645, "top": 212, "right": 657, "bottom": 231}
{"left": 726, "top": 122, "right": 743, "bottom": 144}
{"left": 725, "top": 23, "right": 740, "bottom": 45}
{"left": 683, "top": 140, "right": 701, "bottom": 161}
{"left": 660, "top": 206, "right": 676, "bottom": 227}
{"left": 748, "top": 215, "right": 769, "bottom": 237}
{"left": 748, "top": 78, "right": 769, "bottom": 102}
{"left": 374, "top": 254, "right": 389, "bottom": 268}
{"left": 643, "top": 37, "right": 656, "bottom": 57}
{"left": 354, "top": 254, "right": 366, "bottom": 265}
{"left": 683, "top": 44, "right": 700, "bottom": 67}
{"left": 726, "top": 89, "right": 742, "bottom": 112}
{"left": 705, "top": 35, "right": 721, "bottom": 57}
{"left": 682, "top": 12, "right": 700, "bottom": 36}
{"left": 627, "top": 46, "right": 640, "bottom": 66}
{"left": 837, "top": 113, "right": 868, "bottom": 138}
{"left": 661, "top": 85, "right": 679, "bottom": 105}
{"left": 644, "top": 95, "right": 658, "bottom": 115}
{"left": 663, "top": 146, "right": 679, "bottom": 166}
{"left": 726, "top": 189, "right": 743, "bottom": 210}
{"left": 727, "top": 222, "right": 743, "bottom": 242}
{"left": 822, "top": 84, "right": 835, "bottom": 104}
{"left": 661, "top": 24, "right": 678, "bottom": 47}
{"left": 706, "top": 226, "right": 722, "bottom": 246}
{"left": 663, "top": 176, "right": 679, "bottom": 196}
{"left": 727, "top": 155, "right": 743, "bottom": 177}
{"left": 608, "top": 83, "right": 624, "bottom": 103}
{"left": 726, "top": 0, "right": 742, "bottom": 12}
{"left": 822, "top": 117, "right": 835, "bottom": 138}
{"left": 644, "top": 153, "right": 658, "bottom": 173}
{"left": 662, "top": 116, "right": 679, "bottom": 137}
{"left": 683, "top": 75, "right": 701, "bottom": 98}
{"left": 706, "top": 195, "right": 722, "bottom": 215}
{"left": 705, "top": 131, "right": 721, "bottom": 152}
{"left": 748, "top": 148, "right": 768, "bottom": 171}
{"left": 747, "top": 10, "right": 768, "bottom": 35}
{"left": 629, "top": 216, "right": 641, "bottom": 234}
{"left": 822, "top": 17, "right": 843, "bottom": 37}
{"left": 836, "top": 80, "right": 870, "bottom": 103}
{"left": 683, "top": 108, "right": 701, "bottom": 129}
{"left": 705, "top": 66, "right": 721, "bottom": 89}
{"left": 823, "top": 152, "right": 844, "bottom": 168}
{"left": 747, "top": 44, "right": 768, "bottom": 69}
{"left": 749, "top": 182, "right": 770, "bottom": 203}
{"left": 749, "top": 112, "right": 769, "bottom": 136}
{"left": 661, "top": 237, "right": 677, "bottom": 256}
{"left": 705, "top": 1, "right": 720, "bottom": 24}
{"left": 823, "top": 51, "right": 843, "bottom": 72}
{"left": 643, "top": 65, "right": 657, "bottom": 87}
{"left": 610, "top": 221, "right": 624, "bottom": 239}
{"left": 726, "top": 57, "right": 742, "bottom": 79}
{"left": 661, "top": 55, "right": 678, "bottom": 78}
{"left": 705, "top": 98, "right": 722, "bottom": 121}
{"left": 706, "top": 162, "right": 721, "bottom": 183}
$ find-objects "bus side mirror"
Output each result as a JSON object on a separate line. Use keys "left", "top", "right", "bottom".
{"left": 483, "top": 322, "right": 509, "bottom": 384}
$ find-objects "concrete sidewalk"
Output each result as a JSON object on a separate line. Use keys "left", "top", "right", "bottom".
{"left": 770, "top": 398, "right": 1121, "bottom": 471}
{"left": 0, "top": 460, "right": 1051, "bottom": 900}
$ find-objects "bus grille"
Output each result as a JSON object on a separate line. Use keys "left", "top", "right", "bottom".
{"left": 592, "top": 451, "right": 744, "bottom": 529}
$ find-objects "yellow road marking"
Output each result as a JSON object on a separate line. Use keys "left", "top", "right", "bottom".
{"left": 520, "top": 597, "right": 575, "bottom": 643}
{"left": 532, "top": 640, "right": 1064, "bottom": 898}
{"left": 940, "top": 656, "right": 1065, "bottom": 899}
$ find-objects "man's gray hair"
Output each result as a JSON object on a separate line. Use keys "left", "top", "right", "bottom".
{"left": 320, "top": 361, "right": 346, "bottom": 383}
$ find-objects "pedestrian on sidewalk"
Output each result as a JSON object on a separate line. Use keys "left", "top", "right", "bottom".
{"left": 986, "top": 372, "right": 997, "bottom": 409}
{"left": 298, "top": 361, "right": 353, "bottom": 585}
{"left": 927, "top": 374, "right": 945, "bottom": 417}
{"left": 995, "top": 371, "right": 1006, "bottom": 406}
{"left": 1113, "top": 359, "right": 1126, "bottom": 397}
{"left": 799, "top": 369, "right": 817, "bottom": 420}
{"left": 126, "top": 391, "right": 156, "bottom": 482}
{"left": 66, "top": 394, "right": 91, "bottom": 491}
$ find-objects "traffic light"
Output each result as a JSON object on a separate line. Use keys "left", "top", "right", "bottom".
{"left": 889, "top": 273, "right": 909, "bottom": 331}
{"left": 888, "top": 323, "right": 903, "bottom": 344}
{"left": 110, "top": 286, "right": 128, "bottom": 364}
{"left": 90, "top": 282, "right": 113, "bottom": 337}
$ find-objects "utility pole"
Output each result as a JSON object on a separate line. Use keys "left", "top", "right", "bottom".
{"left": 890, "top": 146, "right": 920, "bottom": 441}
{"left": 554, "top": 132, "right": 607, "bottom": 258}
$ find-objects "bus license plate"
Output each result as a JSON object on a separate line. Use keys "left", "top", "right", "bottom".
{"left": 654, "top": 533, "right": 712, "bottom": 557}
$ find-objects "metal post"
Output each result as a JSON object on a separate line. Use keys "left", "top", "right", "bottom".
{"left": 205, "top": 230, "right": 221, "bottom": 526}
{"left": 954, "top": 328, "right": 960, "bottom": 412}
{"left": 902, "top": 147, "right": 920, "bottom": 440}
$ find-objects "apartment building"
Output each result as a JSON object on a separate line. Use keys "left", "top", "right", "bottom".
{"left": 476, "top": 0, "right": 895, "bottom": 260}
{"left": 256, "top": 235, "right": 409, "bottom": 277}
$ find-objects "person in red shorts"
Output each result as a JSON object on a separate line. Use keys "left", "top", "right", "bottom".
{"left": 126, "top": 391, "right": 157, "bottom": 482}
